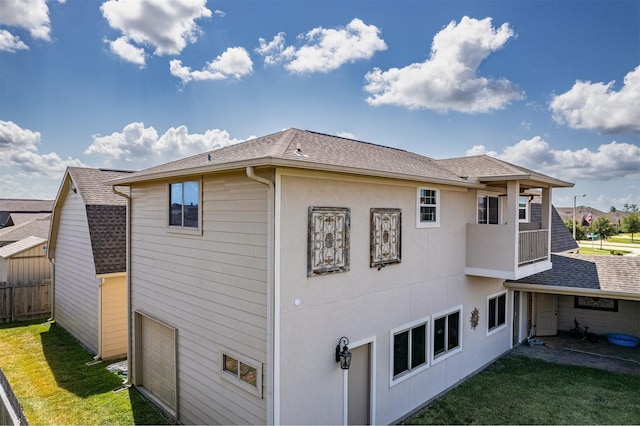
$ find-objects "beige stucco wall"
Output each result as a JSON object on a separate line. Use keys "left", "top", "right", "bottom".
{"left": 276, "top": 172, "right": 511, "bottom": 425}
{"left": 100, "top": 274, "right": 127, "bottom": 359}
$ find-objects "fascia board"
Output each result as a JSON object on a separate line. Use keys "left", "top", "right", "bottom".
{"left": 503, "top": 281, "right": 640, "bottom": 301}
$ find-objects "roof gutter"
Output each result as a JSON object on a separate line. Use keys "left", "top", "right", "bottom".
{"left": 504, "top": 281, "right": 640, "bottom": 301}
{"left": 111, "top": 185, "right": 132, "bottom": 385}
{"left": 245, "top": 167, "right": 279, "bottom": 424}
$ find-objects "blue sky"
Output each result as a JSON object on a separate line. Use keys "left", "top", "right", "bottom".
{"left": 1, "top": 0, "right": 638, "bottom": 211}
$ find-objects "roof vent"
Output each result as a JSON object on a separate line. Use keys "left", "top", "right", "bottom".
{"left": 294, "top": 143, "right": 309, "bottom": 158}
{"left": 207, "top": 153, "right": 212, "bottom": 161}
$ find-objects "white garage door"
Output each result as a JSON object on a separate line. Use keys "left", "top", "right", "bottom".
{"left": 138, "top": 314, "right": 177, "bottom": 413}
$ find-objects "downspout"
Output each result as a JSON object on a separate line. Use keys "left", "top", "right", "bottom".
{"left": 48, "top": 258, "right": 55, "bottom": 322}
{"left": 245, "top": 166, "right": 277, "bottom": 424}
{"left": 112, "top": 185, "right": 132, "bottom": 385}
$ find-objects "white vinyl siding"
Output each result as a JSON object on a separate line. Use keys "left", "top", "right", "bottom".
{"left": 129, "top": 171, "right": 268, "bottom": 425}
{"left": 53, "top": 188, "right": 100, "bottom": 353}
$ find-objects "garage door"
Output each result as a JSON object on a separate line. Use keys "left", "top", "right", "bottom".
{"left": 138, "top": 314, "right": 177, "bottom": 412}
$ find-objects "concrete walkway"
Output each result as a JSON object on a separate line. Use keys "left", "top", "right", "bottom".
{"left": 510, "top": 332, "right": 640, "bottom": 376}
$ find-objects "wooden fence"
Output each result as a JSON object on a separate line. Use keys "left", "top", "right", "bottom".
{"left": 0, "top": 280, "right": 51, "bottom": 323}
{"left": 0, "top": 367, "right": 28, "bottom": 425}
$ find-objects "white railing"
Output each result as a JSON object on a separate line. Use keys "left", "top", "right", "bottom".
{"left": 518, "top": 229, "right": 548, "bottom": 265}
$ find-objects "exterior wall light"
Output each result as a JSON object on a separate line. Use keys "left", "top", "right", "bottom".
{"left": 335, "top": 336, "right": 352, "bottom": 370}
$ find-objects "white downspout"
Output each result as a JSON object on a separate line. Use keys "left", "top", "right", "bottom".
{"left": 112, "top": 186, "right": 132, "bottom": 385}
{"left": 245, "top": 166, "right": 278, "bottom": 424}
{"left": 48, "top": 258, "right": 55, "bottom": 322}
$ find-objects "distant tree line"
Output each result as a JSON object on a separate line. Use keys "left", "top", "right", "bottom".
{"left": 565, "top": 211, "right": 640, "bottom": 245}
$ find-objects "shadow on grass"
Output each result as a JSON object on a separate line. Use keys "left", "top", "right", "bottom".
{"left": 128, "top": 387, "right": 173, "bottom": 425}
{"left": 40, "top": 322, "right": 123, "bottom": 398}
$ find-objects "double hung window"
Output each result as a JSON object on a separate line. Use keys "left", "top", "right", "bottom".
{"left": 417, "top": 187, "right": 439, "bottom": 227}
{"left": 488, "top": 292, "right": 507, "bottom": 333}
{"left": 169, "top": 181, "right": 200, "bottom": 229}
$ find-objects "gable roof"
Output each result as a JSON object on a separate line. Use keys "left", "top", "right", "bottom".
{"left": 506, "top": 253, "right": 640, "bottom": 300}
{"left": 108, "top": 128, "right": 478, "bottom": 188}
{"left": 0, "top": 218, "right": 51, "bottom": 245}
{"left": 0, "top": 199, "right": 53, "bottom": 228}
{"left": 7, "top": 213, "right": 51, "bottom": 226}
{"left": 436, "top": 155, "right": 573, "bottom": 188}
{"left": 531, "top": 204, "right": 578, "bottom": 254}
{"left": 0, "top": 236, "right": 47, "bottom": 259}
{"left": 48, "top": 167, "right": 133, "bottom": 275}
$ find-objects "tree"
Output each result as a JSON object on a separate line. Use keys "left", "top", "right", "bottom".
{"left": 590, "top": 217, "right": 617, "bottom": 249}
{"left": 564, "top": 219, "right": 586, "bottom": 241}
{"left": 609, "top": 206, "right": 617, "bottom": 213}
{"left": 621, "top": 212, "right": 640, "bottom": 243}
{"left": 623, "top": 203, "right": 639, "bottom": 212}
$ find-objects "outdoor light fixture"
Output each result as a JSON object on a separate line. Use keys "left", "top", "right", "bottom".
{"left": 335, "top": 336, "right": 352, "bottom": 370}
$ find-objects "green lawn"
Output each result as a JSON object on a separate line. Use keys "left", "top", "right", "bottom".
{"left": 403, "top": 354, "right": 640, "bottom": 425}
{"left": 0, "top": 319, "right": 170, "bottom": 425}
{"left": 577, "top": 247, "right": 631, "bottom": 256}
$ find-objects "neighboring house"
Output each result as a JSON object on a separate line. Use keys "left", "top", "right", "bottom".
{"left": 0, "top": 217, "right": 51, "bottom": 247}
{"left": 0, "top": 199, "right": 53, "bottom": 228}
{"left": 108, "top": 128, "right": 573, "bottom": 425}
{"left": 47, "top": 167, "right": 132, "bottom": 360}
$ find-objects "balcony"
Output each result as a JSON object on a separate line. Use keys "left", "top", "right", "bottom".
{"left": 465, "top": 224, "right": 551, "bottom": 280}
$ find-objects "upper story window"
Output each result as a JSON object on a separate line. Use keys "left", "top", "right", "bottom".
{"left": 478, "top": 195, "right": 499, "bottom": 224}
{"left": 417, "top": 187, "right": 439, "bottom": 228}
{"left": 169, "top": 181, "right": 200, "bottom": 229}
{"left": 518, "top": 196, "right": 528, "bottom": 222}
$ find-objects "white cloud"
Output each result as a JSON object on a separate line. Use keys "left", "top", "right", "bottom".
{"left": 364, "top": 16, "right": 522, "bottom": 113}
{"left": 0, "top": 29, "right": 29, "bottom": 52}
{"left": 169, "top": 47, "right": 253, "bottom": 83}
{"left": 337, "top": 131, "right": 356, "bottom": 139}
{"left": 468, "top": 136, "right": 640, "bottom": 181}
{"left": 256, "top": 18, "right": 387, "bottom": 73}
{"left": 84, "top": 122, "right": 246, "bottom": 167}
{"left": 105, "top": 36, "right": 146, "bottom": 67}
{"left": 550, "top": 66, "right": 640, "bottom": 134}
{"left": 0, "top": 120, "right": 85, "bottom": 178}
{"left": 101, "top": 0, "right": 212, "bottom": 65}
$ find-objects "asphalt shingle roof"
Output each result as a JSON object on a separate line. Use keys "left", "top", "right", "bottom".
{"left": 531, "top": 204, "right": 579, "bottom": 254}
{"left": 0, "top": 218, "right": 51, "bottom": 244}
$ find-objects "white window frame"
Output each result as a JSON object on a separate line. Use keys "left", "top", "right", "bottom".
{"left": 389, "top": 317, "right": 430, "bottom": 386}
{"left": 219, "top": 349, "right": 263, "bottom": 398}
{"left": 518, "top": 196, "right": 529, "bottom": 223}
{"left": 477, "top": 193, "right": 501, "bottom": 224}
{"left": 487, "top": 291, "right": 508, "bottom": 336}
{"left": 416, "top": 187, "right": 440, "bottom": 228}
{"left": 431, "top": 305, "right": 463, "bottom": 365}
{"left": 167, "top": 178, "right": 203, "bottom": 235}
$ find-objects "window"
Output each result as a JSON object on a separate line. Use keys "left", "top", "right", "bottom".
{"left": 488, "top": 291, "right": 507, "bottom": 333}
{"left": 518, "top": 196, "right": 528, "bottom": 222}
{"left": 432, "top": 306, "right": 462, "bottom": 363}
{"left": 417, "top": 187, "right": 439, "bottom": 227}
{"left": 220, "top": 351, "right": 263, "bottom": 397}
{"left": 391, "top": 319, "right": 429, "bottom": 384}
{"left": 478, "top": 195, "right": 499, "bottom": 224}
{"left": 169, "top": 181, "right": 200, "bottom": 229}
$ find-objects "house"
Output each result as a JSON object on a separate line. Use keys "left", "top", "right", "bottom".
{"left": 47, "top": 167, "right": 132, "bottom": 360}
{"left": 0, "top": 217, "right": 51, "bottom": 247}
{"left": 0, "top": 199, "right": 53, "bottom": 229}
{"left": 107, "top": 128, "right": 573, "bottom": 425}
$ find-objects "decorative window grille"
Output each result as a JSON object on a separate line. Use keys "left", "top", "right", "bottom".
{"left": 370, "top": 208, "right": 401, "bottom": 268}
{"left": 308, "top": 207, "right": 350, "bottom": 276}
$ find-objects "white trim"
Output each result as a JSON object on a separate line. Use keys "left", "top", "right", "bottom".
{"left": 343, "top": 370, "right": 348, "bottom": 425}
{"left": 219, "top": 349, "right": 263, "bottom": 398}
{"left": 476, "top": 192, "right": 501, "bottom": 225}
{"left": 389, "top": 317, "right": 430, "bottom": 386}
{"left": 273, "top": 170, "right": 282, "bottom": 425}
{"left": 518, "top": 195, "right": 529, "bottom": 223}
{"left": 416, "top": 187, "right": 440, "bottom": 228}
{"left": 347, "top": 336, "right": 377, "bottom": 426}
{"left": 486, "top": 290, "right": 508, "bottom": 337}
{"left": 166, "top": 178, "right": 203, "bottom": 235}
{"left": 431, "top": 305, "right": 463, "bottom": 365}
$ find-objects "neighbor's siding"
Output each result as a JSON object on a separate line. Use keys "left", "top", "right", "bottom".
{"left": 0, "top": 245, "right": 49, "bottom": 283}
{"left": 53, "top": 188, "right": 100, "bottom": 353}
{"left": 100, "top": 274, "right": 127, "bottom": 359}
{"left": 129, "top": 171, "right": 268, "bottom": 425}
{"left": 557, "top": 295, "right": 639, "bottom": 336}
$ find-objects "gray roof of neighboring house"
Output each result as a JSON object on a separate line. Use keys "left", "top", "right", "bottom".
{"left": 436, "top": 155, "right": 573, "bottom": 188}
{"left": 50, "top": 167, "right": 133, "bottom": 275}
{"left": 8, "top": 213, "right": 51, "bottom": 226}
{"left": 0, "top": 236, "right": 47, "bottom": 259}
{"left": 0, "top": 199, "right": 53, "bottom": 228}
{"left": 0, "top": 218, "right": 51, "bottom": 245}
{"left": 531, "top": 204, "right": 578, "bottom": 254}
{"left": 507, "top": 253, "right": 640, "bottom": 298}
{"left": 108, "top": 128, "right": 478, "bottom": 187}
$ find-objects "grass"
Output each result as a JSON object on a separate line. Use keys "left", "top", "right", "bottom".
{"left": 403, "top": 354, "right": 640, "bottom": 425}
{"left": 0, "top": 319, "right": 170, "bottom": 425}
{"left": 577, "top": 247, "right": 631, "bottom": 256}
{"left": 608, "top": 234, "right": 639, "bottom": 244}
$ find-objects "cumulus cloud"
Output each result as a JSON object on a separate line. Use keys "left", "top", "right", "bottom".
{"left": 84, "top": 122, "right": 246, "bottom": 167}
{"left": 550, "top": 66, "right": 640, "bottom": 134}
{"left": 101, "top": 0, "right": 212, "bottom": 66}
{"left": 364, "top": 16, "right": 522, "bottom": 113}
{"left": 256, "top": 18, "right": 387, "bottom": 73}
{"left": 468, "top": 136, "right": 640, "bottom": 181}
{"left": 105, "top": 36, "right": 146, "bottom": 67}
{"left": 0, "top": 0, "right": 59, "bottom": 51}
{"left": 0, "top": 120, "right": 85, "bottom": 178}
{"left": 169, "top": 47, "right": 253, "bottom": 83}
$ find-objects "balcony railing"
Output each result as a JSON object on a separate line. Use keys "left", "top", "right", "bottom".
{"left": 518, "top": 229, "right": 548, "bottom": 266}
